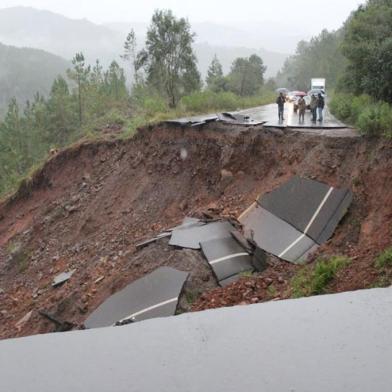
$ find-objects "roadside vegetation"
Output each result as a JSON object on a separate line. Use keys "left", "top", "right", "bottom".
{"left": 291, "top": 256, "right": 351, "bottom": 298}
{"left": 330, "top": 94, "right": 392, "bottom": 138}
{"left": 0, "top": 9, "right": 273, "bottom": 198}
{"left": 278, "top": 0, "right": 392, "bottom": 138}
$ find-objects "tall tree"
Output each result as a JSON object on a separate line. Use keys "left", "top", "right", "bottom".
{"left": 228, "top": 54, "right": 266, "bottom": 96}
{"left": 121, "top": 29, "right": 139, "bottom": 84}
{"left": 137, "top": 10, "right": 201, "bottom": 107}
{"left": 341, "top": 0, "right": 392, "bottom": 102}
{"left": 46, "top": 76, "right": 76, "bottom": 145}
{"left": 104, "top": 61, "right": 128, "bottom": 100}
{"left": 67, "top": 53, "right": 91, "bottom": 126}
{"left": 206, "top": 55, "right": 227, "bottom": 92}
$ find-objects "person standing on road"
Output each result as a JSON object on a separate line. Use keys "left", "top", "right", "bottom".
{"left": 298, "top": 96, "right": 306, "bottom": 123}
{"left": 310, "top": 94, "right": 317, "bottom": 122}
{"left": 276, "top": 92, "right": 285, "bottom": 122}
{"left": 317, "top": 93, "right": 325, "bottom": 122}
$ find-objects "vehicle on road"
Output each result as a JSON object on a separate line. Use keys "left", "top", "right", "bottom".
{"left": 311, "top": 78, "right": 326, "bottom": 91}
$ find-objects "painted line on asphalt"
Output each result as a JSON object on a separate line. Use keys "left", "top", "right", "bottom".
{"left": 210, "top": 253, "right": 250, "bottom": 265}
{"left": 118, "top": 297, "right": 179, "bottom": 322}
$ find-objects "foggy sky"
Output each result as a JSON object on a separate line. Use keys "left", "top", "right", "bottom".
{"left": 1, "top": 0, "right": 364, "bottom": 34}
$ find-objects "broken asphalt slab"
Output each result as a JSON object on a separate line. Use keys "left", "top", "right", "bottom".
{"left": 200, "top": 236, "right": 253, "bottom": 284}
{"left": 1, "top": 287, "right": 392, "bottom": 391}
{"left": 258, "top": 176, "right": 352, "bottom": 244}
{"left": 169, "top": 221, "right": 235, "bottom": 250}
{"left": 84, "top": 267, "right": 189, "bottom": 328}
{"left": 240, "top": 204, "right": 318, "bottom": 263}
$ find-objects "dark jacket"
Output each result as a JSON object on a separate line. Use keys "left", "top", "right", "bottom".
{"left": 317, "top": 96, "right": 325, "bottom": 109}
{"left": 276, "top": 95, "right": 285, "bottom": 107}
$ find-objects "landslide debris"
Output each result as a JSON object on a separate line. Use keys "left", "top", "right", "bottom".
{"left": 0, "top": 123, "right": 391, "bottom": 339}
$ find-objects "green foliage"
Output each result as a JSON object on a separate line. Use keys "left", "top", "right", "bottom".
{"left": 121, "top": 29, "right": 139, "bottom": 84}
{"left": 206, "top": 55, "right": 227, "bottom": 93}
{"left": 375, "top": 247, "right": 392, "bottom": 269}
{"left": 137, "top": 9, "right": 201, "bottom": 107}
{"left": 227, "top": 54, "right": 266, "bottom": 96}
{"left": 291, "top": 256, "right": 351, "bottom": 298}
{"left": 277, "top": 29, "right": 346, "bottom": 90}
{"left": 0, "top": 56, "right": 130, "bottom": 197}
{"left": 341, "top": 0, "right": 392, "bottom": 102}
{"left": 330, "top": 93, "right": 392, "bottom": 137}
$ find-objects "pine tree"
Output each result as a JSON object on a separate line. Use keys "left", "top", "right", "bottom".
{"left": 206, "top": 55, "right": 226, "bottom": 92}
{"left": 67, "top": 53, "right": 91, "bottom": 126}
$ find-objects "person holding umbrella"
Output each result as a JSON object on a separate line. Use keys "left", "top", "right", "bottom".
{"left": 317, "top": 93, "right": 325, "bottom": 122}
{"left": 276, "top": 92, "right": 286, "bottom": 122}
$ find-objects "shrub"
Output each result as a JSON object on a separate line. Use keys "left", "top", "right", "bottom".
{"left": 291, "top": 256, "right": 351, "bottom": 298}
{"left": 330, "top": 93, "right": 392, "bottom": 138}
{"left": 375, "top": 247, "right": 392, "bottom": 269}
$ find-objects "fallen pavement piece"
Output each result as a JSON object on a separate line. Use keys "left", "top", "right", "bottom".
{"left": 2, "top": 287, "right": 392, "bottom": 392}
{"left": 52, "top": 269, "right": 76, "bottom": 287}
{"left": 240, "top": 204, "right": 318, "bottom": 264}
{"left": 84, "top": 267, "right": 189, "bottom": 328}
{"left": 240, "top": 176, "right": 352, "bottom": 264}
{"left": 165, "top": 114, "right": 218, "bottom": 127}
{"left": 200, "top": 236, "right": 253, "bottom": 285}
{"left": 135, "top": 232, "right": 171, "bottom": 249}
{"left": 169, "top": 221, "right": 235, "bottom": 250}
{"left": 258, "top": 176, "right": 352, "bottom": 244}
{"left": 218, "top": 112, "right": 265, "bottom": 126}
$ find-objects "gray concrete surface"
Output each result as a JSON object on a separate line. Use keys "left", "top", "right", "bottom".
{"left": 259, "top": 176, "right": 353, "bottom": 244}
{"left": 200, "top": 236, "right": 253, "bottom": 282}
{"left": 84, "top": 267, "right": 189, "bottom": 328}
{"left": 1, "top": 287, "right": 392, "bottom": 391}
{"left": 169, "top": 221, "right": 235, "bottom": 250}
{"left": 166, "top": 103, "right": 358, "bottom": 137}
{"left": 240, "top": 204, "right": 317, "bottom": 263}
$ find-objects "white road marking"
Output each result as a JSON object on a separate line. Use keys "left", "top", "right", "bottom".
{"left": 238, "top": 202, "right": 257, "bottom": 221}
{"left": 303, "top": 187, "right": 334, "bottom": 234}
{"left": 210, "top": 253, "right": 250, "bottom": 265}
{"left": 118, "top": 297, "right": 179, "bottom": 323}
{"left": 279, "top": 187, "right": 334, "bottom": 258}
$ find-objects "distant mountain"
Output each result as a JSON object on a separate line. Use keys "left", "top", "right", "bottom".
{"left": 0, "top": 7, "right": 288, "bottom": 78}
{"left": 0, "top": 7, "right": 124, "bottom": 66}
{"left": 0, "top": 42, "right": 69, "bottom": 116}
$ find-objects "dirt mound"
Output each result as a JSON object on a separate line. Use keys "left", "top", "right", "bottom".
{"left": 0, "top": 124, "right": 391, "bottom": 339}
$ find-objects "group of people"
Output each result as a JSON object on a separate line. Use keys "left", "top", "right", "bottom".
{"left": 276, "top": 92, "right": 325, "bottom": 123}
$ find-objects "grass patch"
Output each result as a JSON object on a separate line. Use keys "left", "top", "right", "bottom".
{"left": 239, "top": 270, "right": 254, "bottom": 278}
{"left": 291, "top": 256, "right": 351, "bottom": 298}
{"left": 267, "top": 284, "right": 277, "bottom": 298}
{"left": 375, "top": 247, "right": 392, "bottom": 269}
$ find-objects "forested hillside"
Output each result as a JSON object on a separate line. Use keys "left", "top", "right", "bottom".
{"left": 276, "top": 29, "right": 346, "bottom": 91}
{"left": 0, "top": 42, "right": 69, "bottom": 116}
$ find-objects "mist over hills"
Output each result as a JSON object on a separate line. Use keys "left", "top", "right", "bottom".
{"left": 0, "top": 42, "right": 69, "bottom": 116}
{"left": 0, "top": 7, "right": 288, "bottom": 77}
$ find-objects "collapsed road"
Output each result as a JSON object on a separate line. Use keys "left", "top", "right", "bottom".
{"left": 0, "top": 118, "right": 391, "bottom": 339}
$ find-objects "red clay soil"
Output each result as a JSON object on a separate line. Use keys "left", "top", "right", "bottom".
{"left": 0, "top": 123, "right": 391, "bottom": 340}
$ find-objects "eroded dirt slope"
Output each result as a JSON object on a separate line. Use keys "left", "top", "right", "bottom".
{"left": 0, "top": 124, "right": 391, "bottom": 339}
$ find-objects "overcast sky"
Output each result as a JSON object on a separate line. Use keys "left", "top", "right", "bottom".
{"left": 1, "top": 0, "right": 364, "bottom": 32}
